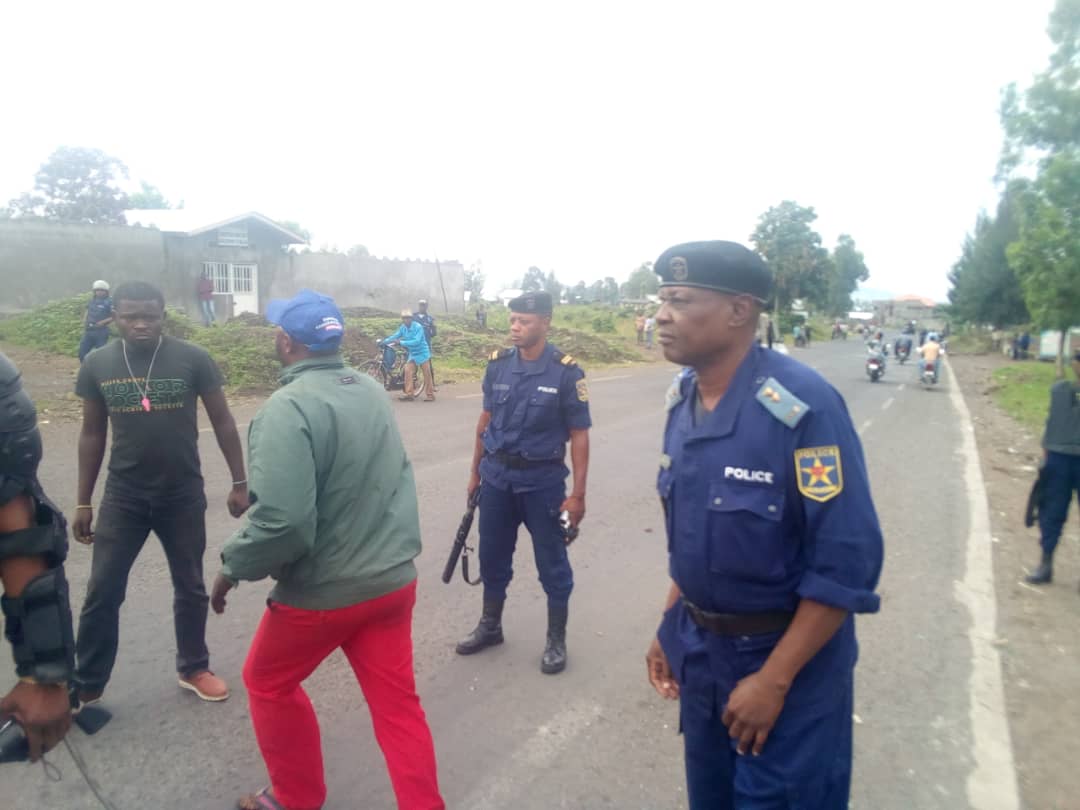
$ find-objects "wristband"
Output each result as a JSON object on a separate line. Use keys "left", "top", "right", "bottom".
{"left": 232, "top": 480, "right": 247, "bottom": 486}
{"left": 75, "top": 505, "right": 93, "bottom": 510}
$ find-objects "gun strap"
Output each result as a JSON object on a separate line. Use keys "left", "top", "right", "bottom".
{"left": 461, "top": 546, "right": 483, "bottom": 586}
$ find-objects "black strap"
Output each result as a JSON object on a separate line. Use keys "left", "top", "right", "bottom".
{"left": 460, "top": 546, "right": 482, "bottom": 586}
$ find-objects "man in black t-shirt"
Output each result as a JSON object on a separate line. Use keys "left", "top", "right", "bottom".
{"left": 71, "top": 281, "right": 249, "bottom": 706}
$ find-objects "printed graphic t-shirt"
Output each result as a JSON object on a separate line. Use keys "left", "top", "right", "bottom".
{"left": 75, "top": 337, "right": 224, "bottom": 498}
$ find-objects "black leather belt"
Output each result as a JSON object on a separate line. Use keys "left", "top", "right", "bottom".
{"left": 682, "top": 598, "right": 794, "bottom": 636}
{"left": 488, "top": 452, "right": 562, "bottom": 470}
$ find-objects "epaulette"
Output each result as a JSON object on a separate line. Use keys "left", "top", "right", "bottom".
{"left": 755, "top": 376, "right": 810, "bottom": 429}
{"left": 489, "top": 348, "right": 515, "bottom": 362}
{"left": 552, "top": 350, "right": 577, "bottom": 367}
{"left": 665, "top": 368, "right": 690, "bottom": 411}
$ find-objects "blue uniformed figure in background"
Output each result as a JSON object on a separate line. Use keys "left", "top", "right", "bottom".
{"left": 1024, "top": 349, "right": 1080, "bottom": 586}
{"left": 456, "top": 291, "right": 591, "bottom": 674}
{"left": 644, "top": 241, "right": 883, "bottom": 809}
{"left": 78, "top": 280, "right": 113, "bottom": 363}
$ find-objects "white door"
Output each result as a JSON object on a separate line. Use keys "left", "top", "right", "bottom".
{"left": 230, "top": 263, "right": 258, "bottom": 315}
{"left": 202, "top": 261, "right": 259, "bottom": 316}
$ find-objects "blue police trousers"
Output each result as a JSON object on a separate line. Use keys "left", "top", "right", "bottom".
{"left": 678, "top": 641, "right": 853, "bottom": 810}
{"left": 477, "top": 481, "right": 573, "bottom": 606}
{"left": 1039, "top": 451, "right": 1080, "bottom": 555}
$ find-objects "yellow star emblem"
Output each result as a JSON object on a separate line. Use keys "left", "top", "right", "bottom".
{"left": 806, "top": 456, "right": 835, "bottom": 486}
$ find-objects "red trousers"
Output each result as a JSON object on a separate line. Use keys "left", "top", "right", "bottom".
{"left": 242, "top": 580, "right": 444, "bottom": 810}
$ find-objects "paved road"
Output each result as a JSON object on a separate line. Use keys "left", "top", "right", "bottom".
{"left": 1, "top": 340, "right": 1016, "bottom": 809}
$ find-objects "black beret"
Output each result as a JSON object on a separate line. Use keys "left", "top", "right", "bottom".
{"left": 655, "top": 241, "right": 773, "bottom": 303}
{"left": 509, "top": 291, "right": 553, "bottom": 315}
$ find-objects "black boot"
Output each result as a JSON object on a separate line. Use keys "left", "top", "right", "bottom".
{"left": 541, "top": 603, "right": 568, "bottom": 675}
{"left": 456, "top": 600, "right": 504, "bottom": 655}
{"left": 1026, "top": 552, "right": 1054, "bottom": 584}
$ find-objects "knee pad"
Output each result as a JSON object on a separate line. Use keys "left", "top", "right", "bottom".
{"left": 1, "top": 567, "right": 76, "bottom": 684}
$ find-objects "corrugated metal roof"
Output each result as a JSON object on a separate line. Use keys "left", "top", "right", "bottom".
{"left": 123, "top": 209, "right": 308, "bottom": 243}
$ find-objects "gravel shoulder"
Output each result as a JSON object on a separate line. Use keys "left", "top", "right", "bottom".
{"left": 950, "top": 352, "right": 1080, "bottom": 810}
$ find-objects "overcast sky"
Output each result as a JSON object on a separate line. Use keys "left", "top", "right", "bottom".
{"left": 2, "top": 0, "right": 1059, "bottom": 300}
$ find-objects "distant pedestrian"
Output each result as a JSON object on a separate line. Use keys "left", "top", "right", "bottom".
{"left": 1024, "top": 350, "right": 1080, "bottom": 587}
{"left": 476, "top": 302, "right": 488, "bottom": 329}
{"left": 72, "top": 281, "right": 248, "bottom": 707}
{"left": 78, "top": 280, "right": 113, "bottom": 362}
{"left": 197, "top": 271, "right": 216, "bottom": 327}
{"left": 385, "top": 309, "right": 435, "bottom": 401}
{"left": 636, "top": 313, "right": 646, "bottom": 344}
{"left": 212, "top": 289, "right": 444, "bottom": 810}
{"left": 767, "top": 317, "right": 775, "bottom": 349}
{"left": 1019, "top": 331, "right": 1031, "bottom": 360}
{"left": 645, "top": 315, "right": 657, "bottom": 348}
{"left": 414, "top": 299, "right": 438, "bottom": 391}
{"left": 804, "top": 323, "right": 813, "bottom": 346}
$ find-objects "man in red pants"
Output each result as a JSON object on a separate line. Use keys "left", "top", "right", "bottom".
{"left": 210, "top": 289, "right": 444, "bottom": 810}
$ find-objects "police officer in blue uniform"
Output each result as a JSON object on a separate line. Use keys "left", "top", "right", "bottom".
{"left": 456, "top": 291, "right": 591, "bottom": 674}
{"left": 644, "top": 242, "right": 883, "bottom": 809}
{"left": 78, "top": 280, "right": 114, "bottom": 363}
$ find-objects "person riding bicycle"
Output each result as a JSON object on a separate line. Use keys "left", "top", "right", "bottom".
{"left": 383, "top": 309, "right": 435, "bottom": 401}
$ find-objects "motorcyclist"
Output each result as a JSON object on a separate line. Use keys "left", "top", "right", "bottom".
{"left": 918, "top": 332, "right": 943, "bottom": 382}
{"left": 895, "top": 334, "right": 914, "bottom": 361}
{"left": 866, "top": 339, "right": 887, "bottom": 371}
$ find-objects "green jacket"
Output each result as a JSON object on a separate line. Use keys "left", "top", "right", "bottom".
{"left": 221, "top": 355, "right": 420, "bottom": 609}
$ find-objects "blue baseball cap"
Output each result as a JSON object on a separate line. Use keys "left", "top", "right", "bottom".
{"left": 264, "top": 289, "right": 344, "bottom": 353}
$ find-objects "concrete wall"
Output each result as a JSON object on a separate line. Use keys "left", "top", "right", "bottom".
{"left": 0, "top": 220, "right": 167, "bottom": 312}
{"left": 270, "top": 253, "right": 466, "bottom": 315}
{"left": 0, "top": 220, "right": 465, "bottom": 317}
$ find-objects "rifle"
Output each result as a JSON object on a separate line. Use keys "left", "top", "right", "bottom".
{"left": 442, "top": 489, "right": 482, "bottom": 586}
{"left": 1024, "top": 463, "right": 1049, "bottom": 528}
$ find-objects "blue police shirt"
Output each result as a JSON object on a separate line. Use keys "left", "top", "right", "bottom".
{"left": 479, "top": 343, "right": 591, "bottom": 492}
{"left": 85, "top": 297, "right": 113, "bottom": 331}
{"left": 657, "top": 344, "right": 882, "bottom": 690}
{"left": 658, "top": 344, "right": 882, "bottom": 615}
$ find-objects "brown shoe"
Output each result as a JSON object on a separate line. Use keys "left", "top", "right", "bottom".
{"left": 178, "top": 670, "right": 229, "bottom": 702}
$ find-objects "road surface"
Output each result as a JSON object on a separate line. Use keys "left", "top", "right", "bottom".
{"left": 1, "top": 339, "right": 1017, "bottom": 809}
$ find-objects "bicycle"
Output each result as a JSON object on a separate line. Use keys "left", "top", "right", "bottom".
{"left": 362, "top": 341, "right": 429, "bottom": 400}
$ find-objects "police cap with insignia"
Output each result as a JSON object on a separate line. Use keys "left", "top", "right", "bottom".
{"left": 508, "top": 291, "right": 553, "bottom": 315}
{"left": 655, "top": 241, "right": 772, "bottom": 304}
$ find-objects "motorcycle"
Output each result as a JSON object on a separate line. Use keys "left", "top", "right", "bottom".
{"left": 896, "top": 343, "right": 911, "bottom": 364}
{"left": 866, "top": 353, "right": 884, "bottom": 382}
{"left": 921, "top": 361, "right": 938, "bottom": 389}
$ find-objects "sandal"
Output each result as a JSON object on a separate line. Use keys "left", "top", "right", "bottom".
{"left": 237, "top": 787, "right": 288, "bottom": 810}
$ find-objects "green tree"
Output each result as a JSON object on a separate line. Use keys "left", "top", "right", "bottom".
{"left": 623, "top": 262, "right": 658, "bottom": 299}
{"left": 570, "top": 280, "right": 587, "bottom": 303}
{"left": 750, "top": 201, "right": 831, "bottom": 314}
{"left": 947, "top": 185, "right": 1030, "bottom": 326}
{"left": 276, "top": 219, "right": 312, "bottom": 242}
{"left": 543, "top": 270, "right": 563, "bottom": 299}
{"left": 464, "top": 264, "right": 486, "bottom": 299}
{"left": 522, "top": 266, "right": 545, "bottom": 292}
{"left": 127, "top": 181, "right": 172, "bottom": 209}
{"left": 997, "top": 0, "right": 1080, "bottom": 372}
{"left": 602, "top": 276, "right": 620, "bottom": 304}
{"left": 7, "top": 146, "right": 129, "bottom": 224}
{"left": 824, "top": 235, "right": 870, "bottom": 317}
{"left": 1007, "top": 154, "right": 1080, "bottom": 375}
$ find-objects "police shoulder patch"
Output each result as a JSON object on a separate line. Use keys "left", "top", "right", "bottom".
{"left": 489, "top": 348, "right": 514, "bottom": 362}
{"left": 755, "top": 377, "right": 809, "bottom": 429}
{"left": 665, "top": 368, "right": 689, "bottom": 411}
{"left": 576, "top": 378, "right": 589, "bottom": 402}
{"left": 560, "top": 354, "right": 576, "bottom": 366}
{"left": 795, "top": 445, "right": 843, "bottom": 503}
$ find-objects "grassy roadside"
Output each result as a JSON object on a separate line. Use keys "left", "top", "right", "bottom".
{"left": 0, "top": 297, "right": 653, "bottom": 391}
{"left": 989, "top": 361, "right": 1059, "bottom": 433}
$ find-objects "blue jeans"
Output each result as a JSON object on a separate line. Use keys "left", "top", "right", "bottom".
{"left": 79, "top": 328, "right": 109, "bottom": 362}
{"left": 200, "top": 298, "right": 216, "bottom": 325}
{"left": 477, "top": 481, "right": 573, "bottom": 606}
{"left": 1040, "top": 451, "right": 1080, "bottom": 554}
{"left": 75, "top": 488, "right": 211, "bottom": 690}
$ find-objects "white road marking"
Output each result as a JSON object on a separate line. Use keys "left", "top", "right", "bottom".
{"left": 592, "top": 374, "right": 633, "bottom": 382}
{"left": 882, "top": 397, "right": 895, "bottom": 411}
{"left": 200, "top": 423, "right": 248, "bottom": 434}
{"left": 948, "top": 361, "right": 1020, "bottom": 810}
{"left": 859, "top": 418, "right": 873, "bottom": 436}
{"left": 464, "top": 700, "right": 604, "bottom": 809}
{"left": 899, "top": 384, "right": 907, "bottom": 392}
{"left": 456, "top": 393, "right": 484, "bottom": 399}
